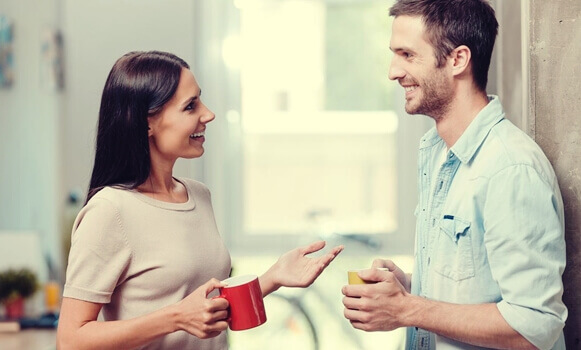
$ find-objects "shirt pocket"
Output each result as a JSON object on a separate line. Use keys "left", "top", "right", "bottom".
{"left": 432, "top": 215, "right": 475, "bottom": 281}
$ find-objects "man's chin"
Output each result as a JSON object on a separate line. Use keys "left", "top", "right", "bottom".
{"left": 404, "top": 103, "right": 419, "bottom": 115}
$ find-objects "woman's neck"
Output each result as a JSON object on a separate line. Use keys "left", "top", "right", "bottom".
{"left": 137, "top": 175, "right": 188, "bottom": 203}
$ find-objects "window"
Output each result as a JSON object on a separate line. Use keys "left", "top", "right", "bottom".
{"left": 198, "top": 1, "right": 420, "bottom": 348}
{"left": 226, "top": 0, "right": 399, "bottom": 245}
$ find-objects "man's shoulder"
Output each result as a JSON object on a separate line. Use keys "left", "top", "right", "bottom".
{"left": 487, "top": 120, "right": 544, "bottom": 160}
{"left": 478, "top": 120, "right": 556, "bottom": 178}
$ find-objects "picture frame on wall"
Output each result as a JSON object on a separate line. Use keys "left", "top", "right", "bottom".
{"left": 0, "top": 14, "right": 14, "bottom": 88}
{"left": 41, "top": 27, "right": 64, "bottom": 91}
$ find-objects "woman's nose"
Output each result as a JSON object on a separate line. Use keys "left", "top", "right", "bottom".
{"left": 201, "top": 104, "right": 216, "bottom": 123}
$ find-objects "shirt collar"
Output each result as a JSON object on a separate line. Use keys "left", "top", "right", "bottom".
{"left": 451, "top": 95, "right": 505, "bottom": 163}
{"left": 419, "top": 95, "right": 505, "bottom": 164}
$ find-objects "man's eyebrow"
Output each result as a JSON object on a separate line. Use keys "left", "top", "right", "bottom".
{"left": 390, "top": 46, "right": 413, "bottom": 53}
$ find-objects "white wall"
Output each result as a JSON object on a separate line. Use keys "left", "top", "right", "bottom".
{"left": 58, "top": 0, "right": 202, "bottom": 277}
{"left": 0, "top": 0, "right": 62, "bottom": 278}
{"left": 0, "top": 0, "right": 202, "bottom": 282}
{"left": 61, "top": 0, "right": 199, "bottom": 194}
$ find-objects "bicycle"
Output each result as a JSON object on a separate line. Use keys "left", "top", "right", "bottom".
{"left": 227, "top": 232, "right": 411, "bottom": 350}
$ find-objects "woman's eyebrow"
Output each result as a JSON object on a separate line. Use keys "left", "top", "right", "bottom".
{"left": 180, "top": 89, "right": 201, "bottom": 108}
{"left": 180, "top": 96, "right": 197, "bottom": 108}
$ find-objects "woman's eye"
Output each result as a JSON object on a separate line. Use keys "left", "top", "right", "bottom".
{"left": 185, "top": 102, "right": 195, "bottom": 111}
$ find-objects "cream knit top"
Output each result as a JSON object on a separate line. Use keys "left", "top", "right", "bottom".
{"left": 63, "top": 178, "right": 231, "bottom": 349}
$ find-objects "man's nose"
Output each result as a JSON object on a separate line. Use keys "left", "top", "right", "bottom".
{"left": 388, "top": 58, "right": 405, "bottom": 81}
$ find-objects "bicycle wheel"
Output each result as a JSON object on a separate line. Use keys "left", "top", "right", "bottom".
{"left": 228, "top": 292, "right": 318, "bottom": 350}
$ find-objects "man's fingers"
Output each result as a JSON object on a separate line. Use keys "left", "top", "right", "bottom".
{"left": 349, "top": 320, "right": 368, "bottom": 331}
{"left": 342, "top": 295, "right": 364, "bottom": 310}
{"left": 383, "top": 260, "right": 400, "bottom": 272}
{"left": 371, "top": 259, "right": 399, "bottom": 272}
{"left": 358, "top": 268, "right": 390, "bottom": 283}
{"left": 341, "top": 285, "right": 366, "bottom": 298}
{"left": 344, "top": 306, "right": 371, "bottom": 324}
{"left": 371, "top": 258, "right": 387, "bottom": 269}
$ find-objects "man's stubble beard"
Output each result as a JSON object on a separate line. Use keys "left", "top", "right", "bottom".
{"left": 405, "top": 68, "right": 452, "bottom": 121}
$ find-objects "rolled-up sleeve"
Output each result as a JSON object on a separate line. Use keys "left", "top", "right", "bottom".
{"left": 484, "top": 164, "right": 567, "bottom": 350}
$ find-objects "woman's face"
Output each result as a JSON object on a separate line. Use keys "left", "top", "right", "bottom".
{"left": 147, "top": 68, "right": 215, "bottom": 163}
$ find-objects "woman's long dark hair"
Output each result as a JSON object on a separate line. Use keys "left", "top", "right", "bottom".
{"left": 86, "top": 51, "right": 190, "bottom": 204}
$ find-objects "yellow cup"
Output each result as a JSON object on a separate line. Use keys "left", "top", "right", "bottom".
{"left": 347, "top": 268, "right": 388, "bottom": 285}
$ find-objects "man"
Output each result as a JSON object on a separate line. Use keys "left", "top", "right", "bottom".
{"left": 341, "top": 1, "right": 567, "bottom": 349}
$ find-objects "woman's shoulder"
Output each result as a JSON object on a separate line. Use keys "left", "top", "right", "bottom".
{"left": 83, "top": 185, "right": 150, "bottom": 215}
{"left": 89, "top": 185, "right": 135, "bottom": 202}
{"left": 176, "top": 177, "right": 211, "bottom": 193}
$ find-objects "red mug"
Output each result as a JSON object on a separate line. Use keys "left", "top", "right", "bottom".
{"left": 218, "top": 274, "right": 267, "bottom": 331}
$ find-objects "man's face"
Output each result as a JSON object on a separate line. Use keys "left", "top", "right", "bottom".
{"left": 388, "top": 15, "right": 453, "bottom": 119}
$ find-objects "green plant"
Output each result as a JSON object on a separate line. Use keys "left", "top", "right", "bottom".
{"left": 0, "top": 268, "right": 39, "bottom": 303}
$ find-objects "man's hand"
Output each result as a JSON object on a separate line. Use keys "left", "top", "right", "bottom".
{"left": 342, "top": 267, "right": 410, "bottom": 332}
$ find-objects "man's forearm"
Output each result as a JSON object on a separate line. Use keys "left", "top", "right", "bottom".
{"left": 403, "top": 297, "right": 536, "bottom": 350}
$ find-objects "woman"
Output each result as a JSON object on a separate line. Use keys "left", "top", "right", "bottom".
{"left": 57, "top": 51, "right": 343, "bottom": 350}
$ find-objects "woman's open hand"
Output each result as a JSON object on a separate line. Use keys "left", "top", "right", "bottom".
{"left": 260, "top": 240, "right": 343, "bottom": 296}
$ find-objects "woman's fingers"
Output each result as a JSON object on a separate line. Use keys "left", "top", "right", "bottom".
{"left": 202, "top": 278, "right": 227, "bottom": 297}
{"left": 329, "top": 245, "right": 345, "bottom": 257}
{"left": 300, "top": 240, "right": 327, "bottom": 255}
{"left": 316, "top": 244, "right": 343, "bottom": 262}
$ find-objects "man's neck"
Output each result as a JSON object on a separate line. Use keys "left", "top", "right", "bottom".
{"left": 435, "top": 90, "right": 489, "bottom": 148}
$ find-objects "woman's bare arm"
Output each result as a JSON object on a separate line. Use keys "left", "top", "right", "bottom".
{"left": 57, "top": 279, "right": 229, "bottom": 350}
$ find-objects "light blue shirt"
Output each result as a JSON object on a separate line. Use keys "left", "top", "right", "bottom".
{"left": 407, "top": 96, "right": 567, "bottom": 350}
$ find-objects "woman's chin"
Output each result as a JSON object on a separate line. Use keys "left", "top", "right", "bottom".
{"left": 183, "top": 149, "right": 204, "bottom": 159}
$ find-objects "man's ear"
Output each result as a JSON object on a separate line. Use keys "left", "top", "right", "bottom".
{"left": 450, "top": 45, "right": 471, "bottom": 76}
